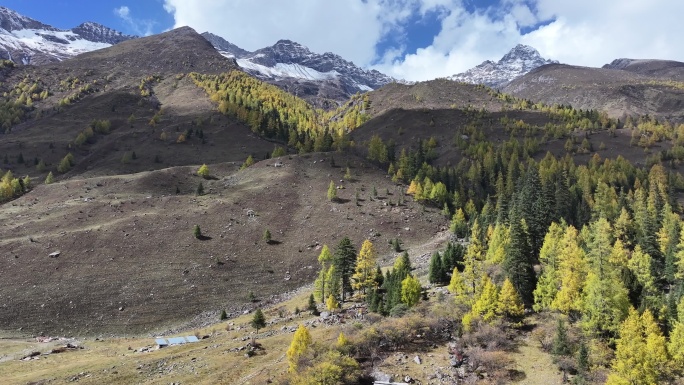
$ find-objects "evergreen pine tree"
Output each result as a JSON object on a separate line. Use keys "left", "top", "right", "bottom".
{"left": 333, "top": 237, "right": 357, "bottom": 302}
{"left": 307, "top": 293, "right": 318, "bottom": 315}
{"left": 450, "top": 208, "right": 468, "bottom": 238}
{"left": 251, "top": 308, "right": 266, "bottom": 334}
{"left": 552, "top": 319, "right": 571, "bottom": 356}
{"left": 428, "top": 252, "right": 445, "bottom": 284}
{"left": 576, "top": 341, "right": 589, "bottom": 375}
{"left": 503, "top": 205, "right": 536, "bottom": 304}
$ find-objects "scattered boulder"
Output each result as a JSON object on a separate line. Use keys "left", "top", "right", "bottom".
{"left": 21, "top": 351, "right": 41, "bottom": 360}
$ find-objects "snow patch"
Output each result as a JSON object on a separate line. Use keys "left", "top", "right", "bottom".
{"left": 236, "top": 58, "right": 340, "bottom": 81}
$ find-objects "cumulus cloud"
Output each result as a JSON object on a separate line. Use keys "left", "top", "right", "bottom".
{"left": 162, "top": 0, "right": 684, "bottom": 81}
{"left": 114, "top": 5, "right": 156, "bottom": 36}
{"left": 522, "top": 0, "right": 684, "bottom": 68}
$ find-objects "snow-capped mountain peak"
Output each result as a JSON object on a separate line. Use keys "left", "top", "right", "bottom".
{"left": 201, "top": 32, "right": 395, "bottom": 107}
{"left": 448, "top": 44, "right": 557, "bottom": 89}
{"left": 71, "top": 22, "right": 134, "bottom": 45}
{"left": 0, "top": 6, "right": 55, "bottom": 32}
{"left": 0, "top": 6, "right": 135, "bottom": 65}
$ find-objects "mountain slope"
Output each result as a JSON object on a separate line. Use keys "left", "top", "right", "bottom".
{"left": 0, "top": 6, "right": 135, "bottom": 65}
{"left": 448, "top": 44, "right": 557, "bottom": 88}
{"left": 503, "top": 63, "right": 684, "bottom": 122}
{"left": 603, "top": 58, "right": 684, "bottom": 81}
{"left": 0, "top": 153, "right": 444, "bottom": 334}
{"left": 202, "top": 32, "right": 394, "bottom": 108}
{"left": 0, "top": 26, "right": 249, "bottom": 180}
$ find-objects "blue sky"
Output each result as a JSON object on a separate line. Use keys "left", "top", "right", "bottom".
{"left": 2, "top": 0, "right": 174, "bottom": 36}
{"left": 3, "top": 1, "right": 683, "bottom": 81}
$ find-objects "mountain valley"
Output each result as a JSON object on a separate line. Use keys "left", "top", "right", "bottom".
{"left": 1, "top": 6, "right": 684, "bottom": 385}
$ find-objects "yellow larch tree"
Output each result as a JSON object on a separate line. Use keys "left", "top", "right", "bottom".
{"left": 471, "top": 275, "right": 499, "bottom": 323}
{"left": 351, "top": 239, "right": 378, "bottom": 297}
{"left": 551, "top": 225, "right": 587, "bottom": 314}
{"left": 287, "top": 324, "right": 312, "bottom": 373}
{"left": 498, "top": 278, "right": 524, "bottom": 319}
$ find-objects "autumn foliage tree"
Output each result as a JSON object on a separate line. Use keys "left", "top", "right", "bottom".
{"left": 287, "top": 325, "right": 312, "bottom": 373}
{"left": 197, "top": 164, "right": 209, "bottom": 178}
{"left": 314, "top": 245, "right": 333, "bottom": 303}
{"left": 497, "top": 278, "right": 524, "bottom": 319}
{"left": 400, "top": 274, "right": 421, "bottom": 307}
{"left": 327, "top": 180, "right": 337, "bottom": 202}
{"left": 352, "top": 239, "right": 378, "bottom": 298}
{"left": 606, "top": 308, "right": 669, "bottom": 385}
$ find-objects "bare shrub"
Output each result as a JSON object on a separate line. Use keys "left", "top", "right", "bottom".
{"left": 466, "top": 347, "right": 514, "bottom": 381}
{"left": 461, "top": 321, "right": 513, "bottom": 351}
{"left": 531, "top": 324, "right": 554, "bottom": 353}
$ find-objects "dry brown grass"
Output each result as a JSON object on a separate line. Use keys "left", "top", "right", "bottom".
{"left": 503, "top": 63, "right": 684, "bottom": 122}
{"left": 0, "top": 289, "right": 349, "bottom": 385}
{"left": 0, "top": 151, "right": 446, "bottom": 336}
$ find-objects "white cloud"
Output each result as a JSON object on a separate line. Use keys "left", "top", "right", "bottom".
{"left": 114, "top": 5, "right": 155, "bottom": 36}
{"left": 162, "top": 0, "right": 456, "bottom": 69}
{"left": 522, "top": 0, "right": 684, "bottom": 68}
{"left": 162, "top": 0, "right": 684, "bottom": 82}
{"left": 114, "top": 6, "right": 130, "bottom": 19}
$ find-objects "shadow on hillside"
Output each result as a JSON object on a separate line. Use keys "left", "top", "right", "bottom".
{"left": 197, "top": 235, "right": 212, "bottom": 241}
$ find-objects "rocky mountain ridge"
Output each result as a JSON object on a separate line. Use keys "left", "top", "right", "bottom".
{"left": 448, "top": 44, "right": 557, "bottom": 88}
{"left": 603, "top": 58, "right": 684, "bottom": 81}
{"left": 202, "top": 32, "right": 395, "bottom": 108}
{"left": 0, "top": 6, "right": 136, "bottom": 65}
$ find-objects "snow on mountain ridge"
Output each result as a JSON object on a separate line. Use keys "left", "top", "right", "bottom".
{"left": 201, "top": 32, "right": 394, "bottom": 106}
{"left": 72, "top": 22, "right": 134, "bottom": 45}
{"left": 0, "top": 6, "right": 135, "bottom": 65}
{"left": 449, "top": 44, "right": 557, "bottom": 89}
{"left": 0, "top": 6, "right": 55, "bottom": 32}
